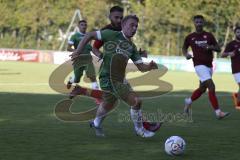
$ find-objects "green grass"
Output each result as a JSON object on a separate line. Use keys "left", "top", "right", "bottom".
{"left": 0, "top": 61, "right": 240, "bottom": 160}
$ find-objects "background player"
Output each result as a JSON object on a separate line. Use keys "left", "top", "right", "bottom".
{"left": 182, "top": 15, "right": 229, "bottom": 119}
{"left": 222, "top": 26, "right": 240, "bottom": 107}
{"left": 92, "top": 6, "right": 147, "bottom": 59}
{"left": 66, "top": 20, "right": 100, "bottom": 103}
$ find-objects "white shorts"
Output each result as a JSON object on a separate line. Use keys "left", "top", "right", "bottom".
{"left": 194, "top": 65, "right": 213, "bottom": 82}
{"left": 233, "top": 72, "right": 240, "bottom": 83}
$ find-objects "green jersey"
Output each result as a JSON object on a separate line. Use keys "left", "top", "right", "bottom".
{"left": 68, "top": 32, "right": 92, "bottom": 54}
{"left": 96, "top": 29, "right": 142, "bottom": 82}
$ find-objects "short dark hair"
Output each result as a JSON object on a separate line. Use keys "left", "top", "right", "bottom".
{"left": 78, "top": 20, "right": 87, "bottom": 24}
{"left": 234, "top": 26, "right": 240, "bottom": 33}
{"left": 121, "top": 15, "right": 139, "bottom": 26}
{"left": 110, "top": 6, "right": 124, "bottom": 13}
{"left": 193, "top": 15, "right": 204, "bottom": 20}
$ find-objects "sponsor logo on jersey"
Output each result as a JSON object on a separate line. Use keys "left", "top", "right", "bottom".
{"left": 195, "top": 40, "right": 207, "bottom": 45}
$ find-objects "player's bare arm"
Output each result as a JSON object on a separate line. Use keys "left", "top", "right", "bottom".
{"left": 182, "top": 44, "right": 192, "bottom": 60}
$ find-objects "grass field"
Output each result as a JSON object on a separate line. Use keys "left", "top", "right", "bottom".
{"left": 0, "top": 61, "right": 240, "bottom": 160}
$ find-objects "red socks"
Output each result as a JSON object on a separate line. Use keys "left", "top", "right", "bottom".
{"left": 90, "top": 89, "right": 103, "bottom": 99}
{"left": 208, "top": 91, "right": 219, "bottom": 110}
{"left": 76, "top": 87, "right": 103, "bottom": 99}
{"left": 191, "top": 88, "right": 203, "bottom": 101}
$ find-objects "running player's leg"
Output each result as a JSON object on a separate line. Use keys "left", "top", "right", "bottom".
{"left": 184, "top": 65, "right": 210, "bottom": 114}
{"left": 90, "top": 92, "right": 117, "bottom": 137}
{"left": 86, "top": 61, "right": 101, "bottom": 104}
{"left": 204, "top": 79, "right": 230, "bottom": 119}
{"left": 86, "top": 61, "right": 99, "bottom": 90}
{"left": 237, "top": 83, "right": 240, "bottom": 106}
{"left": 123, "top": 91, "right": 155, "bottom": 138}
{"left": 233, "top": 73, "right": 240, "bottom": 106}
{"left": 90, "top": 78, "right": 118, "bottom": 137}
{"left": 184, "top": 81, "right": 207, "bottom": 113}
{"left": 114, "top": 81, "right": 154, "bottom": 138}
{"left": 67, "top": 65, "right": 85, "bottom": 89}
{"left": 69, "top": 64, "right": 101, "bottom": 99}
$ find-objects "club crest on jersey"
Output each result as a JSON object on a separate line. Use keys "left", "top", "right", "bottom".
{"left": 203, "top": 35, "right": 207, "bottom": 39}
{"left": 105, "top": 40, "right": 132, "bottom": 57}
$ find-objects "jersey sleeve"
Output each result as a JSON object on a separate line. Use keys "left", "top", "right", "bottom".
{"left": 96, "top": 29, "right": 116, "bottom": 42}
{"left": 130, "top": 45, "right": 143, "bottom": 64}
{"left": 183, "top": 35, "right": 190, "bottom": 49}
{"left": 209, "top": 33, "right": 218, "bottom": 45}
{"left": 68, "top": 35, "right": 75, "bottom": 45}
{"left": 224, "top": 42, "right": 234, "bottom": 53}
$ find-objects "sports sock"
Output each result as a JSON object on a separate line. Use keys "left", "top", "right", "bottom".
{"left": 191, "top": 88, "right": 203, "bottom": 101}
{"left": 208, "top": 91, "right": 219, "bottom": 110}
{"left": 75, "top": 87, "right": 103, "bottom": 99}
{"left": 69, "top": 76, "right": 75, "bottom": 83}
{"left": 91, "top": 82, "right": 99, "bottom": 89}
{"left": 130, "top": 108, "right": 143, "bottom": 130}
{"left": 94, "top": 104, "right": 107, "bottom": 127}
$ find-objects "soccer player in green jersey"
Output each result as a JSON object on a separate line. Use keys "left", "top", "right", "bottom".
{"left": 71, "top": 15, "right": 158, "bottom": 138}
{"left": 67, "top": 20, "right": 99, "bottom": 96}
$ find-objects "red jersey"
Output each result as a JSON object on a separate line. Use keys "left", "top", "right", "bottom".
{"left": 224, "top": 40, "right": 240, "bottom": 74}
{"left": 93, "top": 24, "right": 122, "bottom": 49}
{"left": 183, "top": 31, "right": 218, "bottom": 67}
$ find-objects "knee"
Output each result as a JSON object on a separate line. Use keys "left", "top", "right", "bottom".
{"left": 199, "top": 83, "right": 207, "bottom": 93}
{"left": 207, "top": 82, "right": 215, "bottom": 91}
{"left": 199, "top": 86, "right": 207, "bottom": 93}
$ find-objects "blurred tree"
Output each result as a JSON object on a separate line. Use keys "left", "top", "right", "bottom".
{"left": 0, "top": 0, "right": 239, "bottom": 54}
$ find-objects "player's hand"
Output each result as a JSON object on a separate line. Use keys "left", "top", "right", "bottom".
{"left": 185, "top": 54, "right": 192, "bottom": 60}
{"left": 139, "top": 48, "right": 148, "bottom": 58}
{"left": 149, "top": 60, "right": 158, "bottom": 70}
{"left": 69, "top": 52, "right": 79, "bottom": 61}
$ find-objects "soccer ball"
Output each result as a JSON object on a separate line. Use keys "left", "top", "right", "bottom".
{"left": 164, "top": 136, "right": 186, "bottom": 156}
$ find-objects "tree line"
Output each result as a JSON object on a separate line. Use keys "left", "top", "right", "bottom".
{"left": 0, "top": 0, "right": 239, "bottom": 56}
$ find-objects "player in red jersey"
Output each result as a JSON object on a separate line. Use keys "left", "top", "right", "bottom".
{"left": 92, "top": 6, "right": 147, "bottom": 58}
{"left": 182, "top": 15, "right": 229, "bottom": 119}
{"left": 222, "top": 26, "right": 240, "bottom": 107}
{"left": 92, "top": 6, "right": 122, "bottom": 58}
